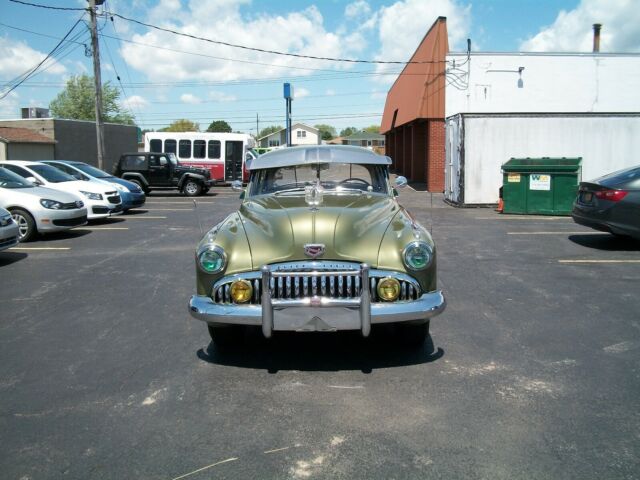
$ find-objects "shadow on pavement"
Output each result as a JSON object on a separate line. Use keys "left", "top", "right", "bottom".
{"left": 34, "top": 229, "right": 91, "bottom": 242}
{"left": 569, "top": 234, "right": 640, "bottom": 251}
{"left": 197, "top": 326, "right": 444, "bottom": 373}
{"left": 0, "top": 251, "right": 28, "bottom": 266}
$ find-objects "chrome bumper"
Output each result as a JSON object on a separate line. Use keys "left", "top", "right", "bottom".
{"left": 188, "top": 264, "right": 446, "bottom": 338}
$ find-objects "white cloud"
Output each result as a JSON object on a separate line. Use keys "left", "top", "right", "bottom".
{"left": 295, "top": 87, "right": 310, "bottom": 99}
{"left": 180, "top": 93, "right": 201, "bottom": 104}
{"left": 0, "top": 37, "right": 66, "bottom": 78}
{"left": 0, "top": 91, "right": 20, "bottom": 119}
{"left": 208, "top": 90, "right": 237, "bottom": 102}
{"left": 119, "top": 2, "right": 366, "bottom": 82}
{"left": 372, "top": 0, "right": 471, "bottom": 82}
{"left": 122, "top": 95, "right": 149, "bottom": 110}
{"left": 520, "top": 0, "right": 640, "bottom": 52}
{"left": 345, "top": 1, "right": 371, "bottom": 19}
{"left": 325, "top": 88, "right": 336, "bottom": 96}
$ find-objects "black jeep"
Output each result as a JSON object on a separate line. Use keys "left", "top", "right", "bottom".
{"left": 114, "top": 152, "right": 214, "bottom": 196}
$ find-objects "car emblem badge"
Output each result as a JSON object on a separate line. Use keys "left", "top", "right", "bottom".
{"left": 304, "top": 243, "right": 325, "bottom": 258}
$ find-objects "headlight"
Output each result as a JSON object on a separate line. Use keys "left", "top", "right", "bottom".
{"left": 40, "top": 199, "right": 63, "bottom": 209}
{"left": 197, "top": 245, "right": 226, "bottom": 273}
{"left": 377, "top": 277, "right": 400, "bottom": 301}
{"left": 0, "top": 214, "right": 12, "bottom": 226}
{"left": 231, "top": 280, "right": 253, "bottom": 303}
{"left": 80, "top": 191, "right": 103, "bottom": 200}
{"left": 403, "top": 241, "right": 433, "bottom": 270}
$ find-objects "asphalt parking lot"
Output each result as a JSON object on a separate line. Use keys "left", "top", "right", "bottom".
{"left": 1, "top": 187, "right": 639, "bottom": 479}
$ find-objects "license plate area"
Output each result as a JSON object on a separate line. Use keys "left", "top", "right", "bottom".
{"left": 580, "top": 192, "right": 593, "bottom": 204}
{"left": 273, "top": 306, "right": 360, "bottom": 332}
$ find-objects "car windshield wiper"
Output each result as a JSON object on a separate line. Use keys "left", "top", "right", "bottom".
{"left": 273, "top": 186, "right": 307, "bottom": 195}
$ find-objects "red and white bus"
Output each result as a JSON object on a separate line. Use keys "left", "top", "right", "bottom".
{"left": 144, "top": 132, "right": 257, "bottom": 183}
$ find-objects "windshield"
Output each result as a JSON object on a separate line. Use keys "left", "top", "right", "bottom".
{"left": 72, "top": 163, "right": 112, "bottom": 179}
{"left": 0, "top": 167, "right": 34, "bottom": 189}
{"left": 249, "top": 162, "right": 389, "bottom": 196}
{"left": 29, "top": 164, "right": 75, "bottom": 183}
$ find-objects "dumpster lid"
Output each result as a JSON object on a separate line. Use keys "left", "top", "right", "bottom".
{"left": 502, "top": 157, "right": 582, "bottom": 173}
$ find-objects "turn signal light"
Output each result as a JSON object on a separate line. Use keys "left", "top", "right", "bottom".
{"left": 230, "top": 280, "right": 253, "bottom": 303}
{"left": 595, "top": 189, "right": 628, "bottom": 202}
{"left": 377, "top": 277, "right": 400, "bottom": 302}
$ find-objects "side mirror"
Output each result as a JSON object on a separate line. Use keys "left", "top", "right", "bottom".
{"left": 26, "top": 176, "right": 42, "bottom": 186}
{"left": 395, "top": 176, "right": 408, "bottom": 189}
{"left": 231, "top": 180, "right": 243, "bottom": 192}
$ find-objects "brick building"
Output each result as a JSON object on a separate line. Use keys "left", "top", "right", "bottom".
{"left": 381, "top": 17, "right": 448, "bottom": 192}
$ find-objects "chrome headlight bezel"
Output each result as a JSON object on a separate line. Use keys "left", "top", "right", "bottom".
{"left": 80, "top": 191, "right": 103, "bottom": 200}
{"left": 40, "top": 199, "right": 63, "bottom": 210}
{"left": 197, "top": 245, "right": 227, "bottom": 273}
{"left": 402, "top": 241, "right": 433, "bottom": 271}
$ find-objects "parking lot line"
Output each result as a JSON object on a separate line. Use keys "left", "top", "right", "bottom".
{"left": 81, "top": 227, "right": 129, "bottom": 230}
{"left": 477, "top": 216, "right": 569, "bottom": 220}
{"left": 507, "top": 231, "right": 600, "bottom": 235}
{"left": 558, "top": 259, "right": 640, "bottom": 264}
{"left": 9, "top": 247, "right": 71, "bottom": 251}
{"left": 119, "top": 216, "right": 167, "bottom": 219}
{"left": 144, "top": 201, "right": 216, "bottom": 204}
{"left": 143, "top": 208, "right": 193, "bottom": 211}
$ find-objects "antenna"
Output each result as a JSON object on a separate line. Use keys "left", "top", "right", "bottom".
{"left": 192, "top": 199, "right": 203, "bottom": 236}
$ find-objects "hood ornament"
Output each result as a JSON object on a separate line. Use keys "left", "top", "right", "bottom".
{"left": 304, "top": 243, "right": 325, "bottom": 258}
{"left": 305, "top": 180, "right": 324, "bottom": 209}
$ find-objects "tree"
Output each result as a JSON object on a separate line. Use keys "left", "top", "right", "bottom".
{"left": 49, "top": 74, "right": 134, "bottom": 125}
{"left": 339, "top": 126, "right": 357, "bottom": 137}
{"left": 206, "top": 120, "right": 232, "bottom": 133}
{"left": 159, "top": 119, "right": 200, "bottom": 132}
{"left": 314, "top": 124, "right": 336, "bottom": 141}
{"left": 258, "top": 125, "right": 283, "bottom": 138}
{"left": 363, "top": 124, "right": 381, "bottom": 134}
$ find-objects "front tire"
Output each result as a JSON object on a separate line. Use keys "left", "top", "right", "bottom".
{"left": 10, "top": 208, "right": 37, "bottom": 242}
{"left": 208, "top": 325, "right": 243, "bottom": 350}
{"left": 183, "top": 179, "right": 202, "bottom": 197}
{"left": 396, "top": 321, "right": 430, "bottom": 347}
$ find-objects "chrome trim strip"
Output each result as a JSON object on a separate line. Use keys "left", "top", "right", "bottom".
{"left": 360, "top": 264, "right": 371, "bottom": 337}
{"left": 261, "top": 266, "right": 273, "bottom": 338}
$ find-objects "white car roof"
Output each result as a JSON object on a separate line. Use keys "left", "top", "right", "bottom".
{"left": 248, "top": 145, "right": 391, "bottom": 171}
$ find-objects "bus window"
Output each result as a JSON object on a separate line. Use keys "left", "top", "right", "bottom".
{"left": 149, "top": 139, "right": 162, "bottom": 153}
{"left": 194, "top": 140, "right": 206, "bottom": 159}
{"left": 208, "top": 140, "right": 221, "bottom": 159}
{"left": 165, "top": 139, "right": 177, "bottom": 155}
{"left": 179, "top": 140, "right": 191, "bottom": 159}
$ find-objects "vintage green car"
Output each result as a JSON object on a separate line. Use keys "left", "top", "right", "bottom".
{"left": 188, "top": 145, "right": 445, "bottom": 347}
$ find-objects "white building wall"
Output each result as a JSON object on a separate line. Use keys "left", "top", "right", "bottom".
{"left": 292, "top": 127, "right": 319, "bottom": 145}
{"left": 446, "top": 114, "right": 640, "bottom": 205}
{"left": 445, "top": 53, "right": 640, "bottom": 117}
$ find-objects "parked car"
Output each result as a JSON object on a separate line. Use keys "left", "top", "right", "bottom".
{"left": 0, "top": 206, "right": 20, "bottom": 251}
{"left": 41, "top": 160, "right": 145, "bottom": 211}
{"left": 188, "top": 145, "right": 446, "bottom": 348}
{"left": 0, "top": 167, "right": 87, "bottom": 241}
{"left": 572, "top": 165, "right": 640, "bottom": 240}
{"left": 113, "top": 152, "right": 214, "bottom": 196}
{"left": 0, "top": 161, "right": 121, "bottom": 220}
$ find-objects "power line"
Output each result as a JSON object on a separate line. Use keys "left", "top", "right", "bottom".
{"left": 8, "top": 0, "right": 86, "bottom": 11}
{"left": 9, "top": 0, "right": 448, "bottom": 66}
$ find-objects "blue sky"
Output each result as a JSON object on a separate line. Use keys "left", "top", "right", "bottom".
{"left": 1, "top": 0, "right": 638, "bottom": 134}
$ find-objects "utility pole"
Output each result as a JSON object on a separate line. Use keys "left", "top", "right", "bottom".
{"left": 89, "top": 0, "right": 106, "bottom": 170}
{"left": 256, "top": 113, "right": 259, "bottom": 139}
{"left": 283, "top": 83, "right": 293, "bottom": 147}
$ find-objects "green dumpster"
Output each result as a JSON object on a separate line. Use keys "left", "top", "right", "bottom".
{"left": 501, "top": 157, "right": 582, "bottom": 215}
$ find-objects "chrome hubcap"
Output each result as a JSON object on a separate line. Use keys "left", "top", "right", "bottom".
{"left": 186, "top": 182, "right": 197, "bottom": 194}
{"left": 12, "top": 213, "right": 29, "bottom": 238}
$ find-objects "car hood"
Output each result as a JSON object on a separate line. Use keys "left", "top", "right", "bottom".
{"left": 44, "top": 180, "right": 114, "bottom": 195}
{"left": 238, "top": 193, "right": 400, "bottom": 268}
{"left": 0, "top": 185, "right": 84, "bottom": 204}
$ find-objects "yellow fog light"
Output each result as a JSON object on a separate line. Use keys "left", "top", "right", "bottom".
{"left": 231, "top": 280, "right": 253, "bottom": 304}
{"left": 377, "top": 277, "right": 400, "bottom": 302}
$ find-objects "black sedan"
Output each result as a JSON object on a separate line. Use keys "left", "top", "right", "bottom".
{"left": 572, "top": 165, "right": 640, "bottom": 240}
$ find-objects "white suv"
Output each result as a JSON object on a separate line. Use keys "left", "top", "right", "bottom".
{"left": 0, "top": 160, "right": 122, "bottom": 220}
{"left": 0, "top": 167, "right": 88, "bottom": 241}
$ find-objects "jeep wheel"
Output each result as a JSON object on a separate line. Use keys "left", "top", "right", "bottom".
{"left": 208, "top": 325, "right": 243, "bottom": 350}
{"left": 396, "top": 321, "right": 430, "bottom": 347}
{"left": 183, "top": 179, "right": 202, "bottom": 197}
{"left": 128, "top": 179, "right": 149, "bottom": 194}
{"left": 10, "top": 208, "right": 37, "bottom": 242}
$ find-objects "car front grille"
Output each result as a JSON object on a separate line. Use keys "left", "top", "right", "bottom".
{"left": 107, "top": 194, "right": 121, "bottom": 204}
{"left": 53, "top": 215, "right": 87, "bottom": 227}
{"left": 61, "top": 201, "right": 84, "bottom": 210}
{"left": 212, "top": 261, "right": 421, "bottom": 305}
{"left": 0, "top": 235, "right": 19, "bottom": 249}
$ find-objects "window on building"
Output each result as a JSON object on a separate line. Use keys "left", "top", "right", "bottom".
{"left": 193, "top": 140, "right": 206, "bottom": 159}
{"left": 178, "top": 140, "right": 191, "bottom": 159}
{"left": 268, "top": 140, "right": 280, "bottom": 147}
{"left": 164, "top": 139, "right": 177, "bottom": 154}
{"left": 207, "top": 140, "right": 221, "bottom": 159}
{"left": 296, "top": 130, "right": 307, "bottom": 138}
{"left": 149, "top": 139, "right": 162, "bottom": 152}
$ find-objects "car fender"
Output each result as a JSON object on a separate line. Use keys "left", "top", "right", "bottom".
{"left": 121, "top": 172, "right": 149, "bottom": 187}
{"left": 178, "top": 173, "right": 207, "bottom": 189}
